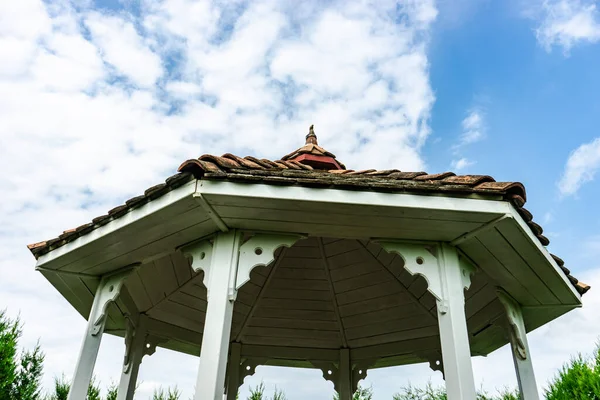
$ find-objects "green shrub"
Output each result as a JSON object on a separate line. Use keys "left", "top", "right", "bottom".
{"left": 152, "top": 386, "right": 181, "bottom": 400}
{"left": 0, "top": 310, "right": 45, "bottom": 400}
{"left": 545, "top": 344, "right": 600, "bottom": 400}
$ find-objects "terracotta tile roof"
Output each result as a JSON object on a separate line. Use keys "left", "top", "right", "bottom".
{"left": 27, "top": 136, "right": 590, "bottom": 296}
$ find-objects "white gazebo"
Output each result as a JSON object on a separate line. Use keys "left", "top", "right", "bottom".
{"left": 29, "top": 127, "right": 590, "bottom": 400}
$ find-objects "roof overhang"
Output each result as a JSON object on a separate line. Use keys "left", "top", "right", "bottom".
{"left": 36, "top": 178, "right": 581, "bottom": 338}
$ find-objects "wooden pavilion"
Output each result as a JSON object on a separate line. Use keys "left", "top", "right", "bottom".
{"left": 28, "top": 127, "right": 590, "bottom": 400}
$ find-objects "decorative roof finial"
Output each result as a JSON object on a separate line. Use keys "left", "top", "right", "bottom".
{"left": 306, "top": 124, "right": 318, "bottom": 145}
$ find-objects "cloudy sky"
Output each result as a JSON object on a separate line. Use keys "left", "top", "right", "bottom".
{"left": 1, "top": 0, "right": 600, "bottom": 398}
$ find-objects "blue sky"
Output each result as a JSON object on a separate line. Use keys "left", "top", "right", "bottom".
{"left": 1, "top": 0, "right": 600, "bottom": 399}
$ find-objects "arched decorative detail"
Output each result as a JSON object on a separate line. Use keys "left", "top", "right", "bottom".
{"left": 143, "top": 334, "right": 166, "bottom": 358}
{"left": 122, "top": 316, "right": 136, "bottom": 373}
{"left": 376, "top": 242, "right": 444, "bottom": 301}
{"left": 352, "top": 360, "right": 376, "bottom": 392}
{"left": 91, "top": 267, "right": 137, "bottom": 336}
{"left": 497, "top": 289, "right": 528, "bottom": 360}
{"left": 236, "top": 233, "right": 304, "bottom": 290}
{"left": 311, "top": 361, "right": 340, "bottom": 391}
{"left": 240, "top": 358, "right": 266, "bottom": 383}
{"left": 418, "top": 350, "right": 445, "bottom": 378}
{"left": 376, "top": 242, "right": 476, "bottom": 313}
{"left": 181, "top": 239, "right": 214, "bottom": 285}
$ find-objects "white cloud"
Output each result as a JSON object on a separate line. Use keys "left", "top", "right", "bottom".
{"left": 450, "top": 108, "right": 485, "bottom": 171}
{"left": 558, "top": 137, "right": 600, "bottom": 195}
{"left": 451, "top": 157, "right": 476, "bottom": 171}
{"left": 533, "top": 0, "right": 600, "bottom": 52}
{"left": 0, "top": 0, "right": 438, "bottom": 398}
{"left": 459, "top": 109, "right": 485, "bottom": 146}
{"left": 85, "top": 12, "right": 164, "bottom": 87}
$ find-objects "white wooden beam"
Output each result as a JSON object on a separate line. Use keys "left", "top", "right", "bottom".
{"left": 225, "top": 342, "right": 242, "bottom": 400}
{"left": 377, "top": 242, "right": 476, "bottom": 400}
{"left": 191, "top": 230, "right": 241, "bottom": 400}
{"left": 436, "top": 244, "right": 477, "bottom": 400}
{"left": 36, "top": 180, "right": 197, "bottom": 268}
{"left": 117, "top": 315, "right": 147, "bottom": 400}
{"left": 497, "top": 290, "right": 540, "bottom": 400}
{"left": 197, "top": 180, "right": 510, "bottom": 215}
{"left": 194, "top": 192, "right": 229, "bottom": 232}
{"left": 506, "top": 205, "right": 581, "bottom": 303}
{"left": 67, "top": 268, "right": 133, "bottom": 400}
{"left": 449, "top": 214, "right": 511, "bottom": 246}
{"left": 338, "top": 349, "right": 352, "bottom": 400}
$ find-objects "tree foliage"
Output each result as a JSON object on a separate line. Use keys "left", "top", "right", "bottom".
{"left": 0, "top": 310, "right": 45, "bottom": 400}
{"left": 152, "top": 386, "right": 181, "bottom": 400}
{"left": 392, "top": 382, "right": 518, "bottom": 400}
{"left": 333, "top": 384, "right": 373, "bottom": 400}
{"left": 545, "top": 344, "right": 600, "bottom": 400}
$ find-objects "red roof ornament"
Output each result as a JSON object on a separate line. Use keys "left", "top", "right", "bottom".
{"left": 281, "top": 125, "right": 346, "bottom": 170}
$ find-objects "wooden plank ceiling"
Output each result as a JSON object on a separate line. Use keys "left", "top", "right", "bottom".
{"left": 121, "top": 237, "right": 505, "bottom": 367}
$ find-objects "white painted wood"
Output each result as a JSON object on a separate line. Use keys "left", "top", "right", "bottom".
{"left": 117, "top": 316, "right": 147, "bottom": 400}
{"left": 506, "top": 206, "right": 581, "bottom": 303}
{"left": 338, "top": 349, "right": 352, "bottom": 400}
{"left": 197, "top": 180, "right": 509, "bottom": 216}
{"left": 226, "top": 342, "right": 242, "bottom": 400}
{"left": 237, "top": 233, "right": 304, "bottom": 289}
{"left": 68, "top": 269, "right": 133, "bottom": 400}
{"left": 193, "top": 230, "right": 242, "bottom": 400}
{"left": 36, "top": 180, "right": 197, "bottom": 267}
{"left": 436, "top": 244, "right": 477, "bottom": 400}
{"left": 497, "top": 290, "right": 540, "bottom": 400}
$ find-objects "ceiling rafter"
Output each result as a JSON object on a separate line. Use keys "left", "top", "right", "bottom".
{"left": 318, "top": 237, "right": 348, "bottom": 348}
{"left": 356, "top": 240, "right": 438, "bottom": 322}
{"left": 234, "top": 248, "right": 287, "bottom": 342}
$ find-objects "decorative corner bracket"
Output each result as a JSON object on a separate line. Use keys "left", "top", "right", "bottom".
{"left": 377, "top": 242, "right": 443, "bottom": 301}
{"left": 352, "top": 360, "right": 376, "bottom": 392}
{"left": 122, "top": 315, "right": 165, "bottom": 373}
{"left": 312, "top": 362, "right": 340, "bottom": 391}
{"left": 417, "top": 351, "right": 445, "bottom": 378}
{"left": 180, "top": 239, "right": 214, "bottom": 281}
{"left": 497, "top": 289, "right": 528, "bottom": 360}
{"left": 236, "top": 233, "right": 304, "bottom": 290}
{"left": 91, "top": 267, "right": 136, "bottom": 336}
{"left": 240, "top": 358, "right": 266, "bottom": 383}
{"left": 376, "top": 242, "right": 475, "bottom": 314}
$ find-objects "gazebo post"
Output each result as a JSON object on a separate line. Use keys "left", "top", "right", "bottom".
{"left": 225, "top": 342, "right": 242, "bottom": 400}
{"left": 116, "top": 315, "right": 148, "bottom": 400}
{"left": 497, "top": 290, "right": 540, "bottom": 400}
{"left": 436, "top": 244, "right": 477, "bottom": 400}
{"left": 338, "top": 348, "right": 352, "bottom": 400}
{"left": 188, "top": 230, "right": 242, "bottom": 400}
{"left": 378, "top": 242, "right": 477, "bottom": 400}
{"left": 67, "top": 269, "right": 133, "bottom": 400}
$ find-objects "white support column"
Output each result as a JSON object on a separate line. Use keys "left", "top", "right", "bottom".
{"left": 225, "top": 342, "right": 242, "bottom": 400}
{"left": 497, "top": 290, "right": 540, "bottom": 400}
{"left": 190, "top": 230, "right": 242, "bottom": 400}
{"left": 377, "top": 241, "right": 476, "bottom": 400}
{"left": 338, "top": 349, "right": 352, "bottom": 400}
{"left": 181, "top": 231, "right": 303, "bottom": 400}
{"left": 68, "top": 268, "right": 133, "bottom": 400}
{"left": 117, "top": 315, "right": 152, "bottom": 400}
{"left": 436, "top": 244, "right": 477, "bottom": 400}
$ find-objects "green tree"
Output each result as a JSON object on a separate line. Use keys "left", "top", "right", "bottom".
{"left": 152, "top": 386, "right": 181, "bottom": 400}
{"left": 0, "top": 310, "right": 45, "bottom": 400}
{"left": 392, "top": 382, "right": 518, "bottom": 400}
{"left": 333, "top": 384, "right": 373, "bottom": 400}
{"left": 545, "top": 344, "right": 600, "bottom": 400}
{"left": 105, "top": 383, "right": 117, "bottom": 400}
{"left": 44, "top": 375, "right": 110, "bottom": 400}
{"left": 248, "top": 382, "right": 288, "bottom": 400}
